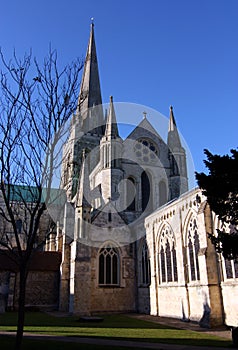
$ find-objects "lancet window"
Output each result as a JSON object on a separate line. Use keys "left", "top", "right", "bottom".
{"left": 186, "top": 216, "right": 200, "bottom": 281}
{"left": 140, "top": 241, "right": 151, "bottom": 286}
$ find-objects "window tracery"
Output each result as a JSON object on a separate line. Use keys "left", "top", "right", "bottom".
{"left": 140, "top": 241, "right": 151, "bottom": 286}
{"left": 134, "top": 138, "right": 159, "bottom": 163}
{"left": 98, "top": 244, "right": 120, "bottom": 286}
{"left": 158, "top": 226, "right": 178, "bottom": 283}
{"left": 186, "top": 216, "right": 200, "bottom": 281}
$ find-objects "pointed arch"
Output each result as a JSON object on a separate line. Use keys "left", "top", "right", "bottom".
{"left": 157, "top": 224, "right": 178, "bottom": 284}
{"left": 138, "top": 239, "right": 151, "bottom": 286}
{"left": 141, "top": 170, "right": 153, "bottom": 211}
{"left": 184, "top": 212, "right": 200, "bottom": 282}
{"left": 98, "top": 242, "right": 120, "bottom": 286}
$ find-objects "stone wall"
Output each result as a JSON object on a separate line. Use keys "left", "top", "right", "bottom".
{"left": 25, "top": 271, "right": 59, "bottom": 309}
{"left": 221, "top": 283, "right": 238, "bottom": 327}
{"left": 12, "top": 270, "right": 59, "bottom": 310}
{"left": 90, "top": 245, "right": 136, "bottom": 314}
{"left": 145, "top": 188, "right": 238, "bottom": 327}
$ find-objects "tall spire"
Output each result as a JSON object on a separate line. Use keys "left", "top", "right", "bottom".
{"left": 104, "top": 96, "right": 119, "bottom": 139}
{"left": 77, "top": 22, "right": 104, "bottom": 134}
{"left": 167, "top": 105, "right": 182, "bottom": 148}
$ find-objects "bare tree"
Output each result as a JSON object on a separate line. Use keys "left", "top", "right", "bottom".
{"left": 0, "top": 49, "right": 83, "bottom": 349}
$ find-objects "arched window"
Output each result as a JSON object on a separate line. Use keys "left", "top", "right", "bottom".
{"left": 99, "top": 244, "right": 119, "bottom": 286}
{"left": 186, "top": 216, "right": 200, "bottom": 281}
{"left": 126, "top": 177, "right": 136, "bottom": 211}
{"left": 159, "top": 181, "right": 167, "bottom": 206}
{"left": 141, "top": 171, "right": 153, "bottom": 211}
{"left": 158, "top": 226, "right": 178, "bottom": 284}
{"left": 140, "top": 241, "right": 151, "bottom": 286}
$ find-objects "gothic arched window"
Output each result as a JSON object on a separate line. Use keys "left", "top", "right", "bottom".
{"left": 141, "top": 171, "right": 153, "bottom": 211}
{"left": 99, "top": 244, "right": 120, "bottom": 286}
{"left": 158, "top": 226, "right": 178, "bottom": 284}
{"left": 186, "top": 216, "right": 200, "bottom": 281}
{"left": 140, "top": 241, "right": 151, "bottom": 286}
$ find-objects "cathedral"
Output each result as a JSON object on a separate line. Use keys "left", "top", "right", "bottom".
{"left": 56, "top": 22, "right": 188, "bottom": 316}
{"left": 1, "top": 23, "right": 238, "bottom": 328}
{"left": 52, "top": 23, "right": 238, "bottom": 326}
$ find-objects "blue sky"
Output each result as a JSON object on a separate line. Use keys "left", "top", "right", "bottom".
{"left": 0, "top": 0, "right": 237, "bottom": 186}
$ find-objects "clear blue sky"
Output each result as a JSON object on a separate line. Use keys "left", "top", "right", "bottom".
{"left": 0, "top": 0, "right": 237, "bottom": 185}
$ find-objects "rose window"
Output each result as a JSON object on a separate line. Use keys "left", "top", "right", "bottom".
{"left": 134, "top": 138, "right": 158, "bottom": 163}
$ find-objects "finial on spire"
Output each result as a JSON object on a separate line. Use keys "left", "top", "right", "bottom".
{"left": 143, "top": 111, "right": 147, "bottom": 119}
{"left": 110, "top": 95, "right": 113, "bottom": 103}
{"left": 91, "top": 17, "right": 94, "bottom": 27}
{"left": 170, "top": 105, "right": 173, "bottom": 112}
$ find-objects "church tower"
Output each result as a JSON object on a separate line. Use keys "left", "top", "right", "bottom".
{"left": 167, "top": 106, "right": 188, "bottom": 199}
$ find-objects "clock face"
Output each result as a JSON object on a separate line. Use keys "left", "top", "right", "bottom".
{"left": 134, "top": 138, "right": 159, "bottom": 163}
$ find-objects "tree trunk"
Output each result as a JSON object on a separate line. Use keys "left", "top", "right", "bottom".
{"left": 15, "top": 266, "right": 27, "bottom": 350}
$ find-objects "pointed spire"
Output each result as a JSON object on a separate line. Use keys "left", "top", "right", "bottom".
{"left": 167, "top": 105, "right": 182, "bottom": 148}
{"left": 168, "top": 106, "right": 177, "bottom": 132}
{"left": 76, "top": 150, "right": 91, "bottom": 208}
{"left": 77, "top": 22, "right": 104, "bottom": 133}
{"left": 104, "top": 96, "right": 119, "bottom": 139}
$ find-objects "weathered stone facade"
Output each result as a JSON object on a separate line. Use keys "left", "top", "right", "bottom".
{"left": 145, "top": 188, "right": 238, "bottom": 327}
{"left": 0, "top": 251, "right": 61, "bottom": 311}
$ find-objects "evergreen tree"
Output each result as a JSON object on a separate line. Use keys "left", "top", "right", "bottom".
{"left": 196, "top": 149, "right": 238, "bottom": 260}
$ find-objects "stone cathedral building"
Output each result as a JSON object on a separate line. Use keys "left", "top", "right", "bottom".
{"left": 1, "top": 23, "right": 238, "bottom": 328}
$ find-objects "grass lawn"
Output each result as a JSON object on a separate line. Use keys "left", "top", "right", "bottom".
{"left": 0, "top": 312, "right": 232, "bottom": 349}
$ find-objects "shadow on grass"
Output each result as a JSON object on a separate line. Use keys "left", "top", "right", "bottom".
{"left": 0, "top": 312, "right": 232, "bottom": 348}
